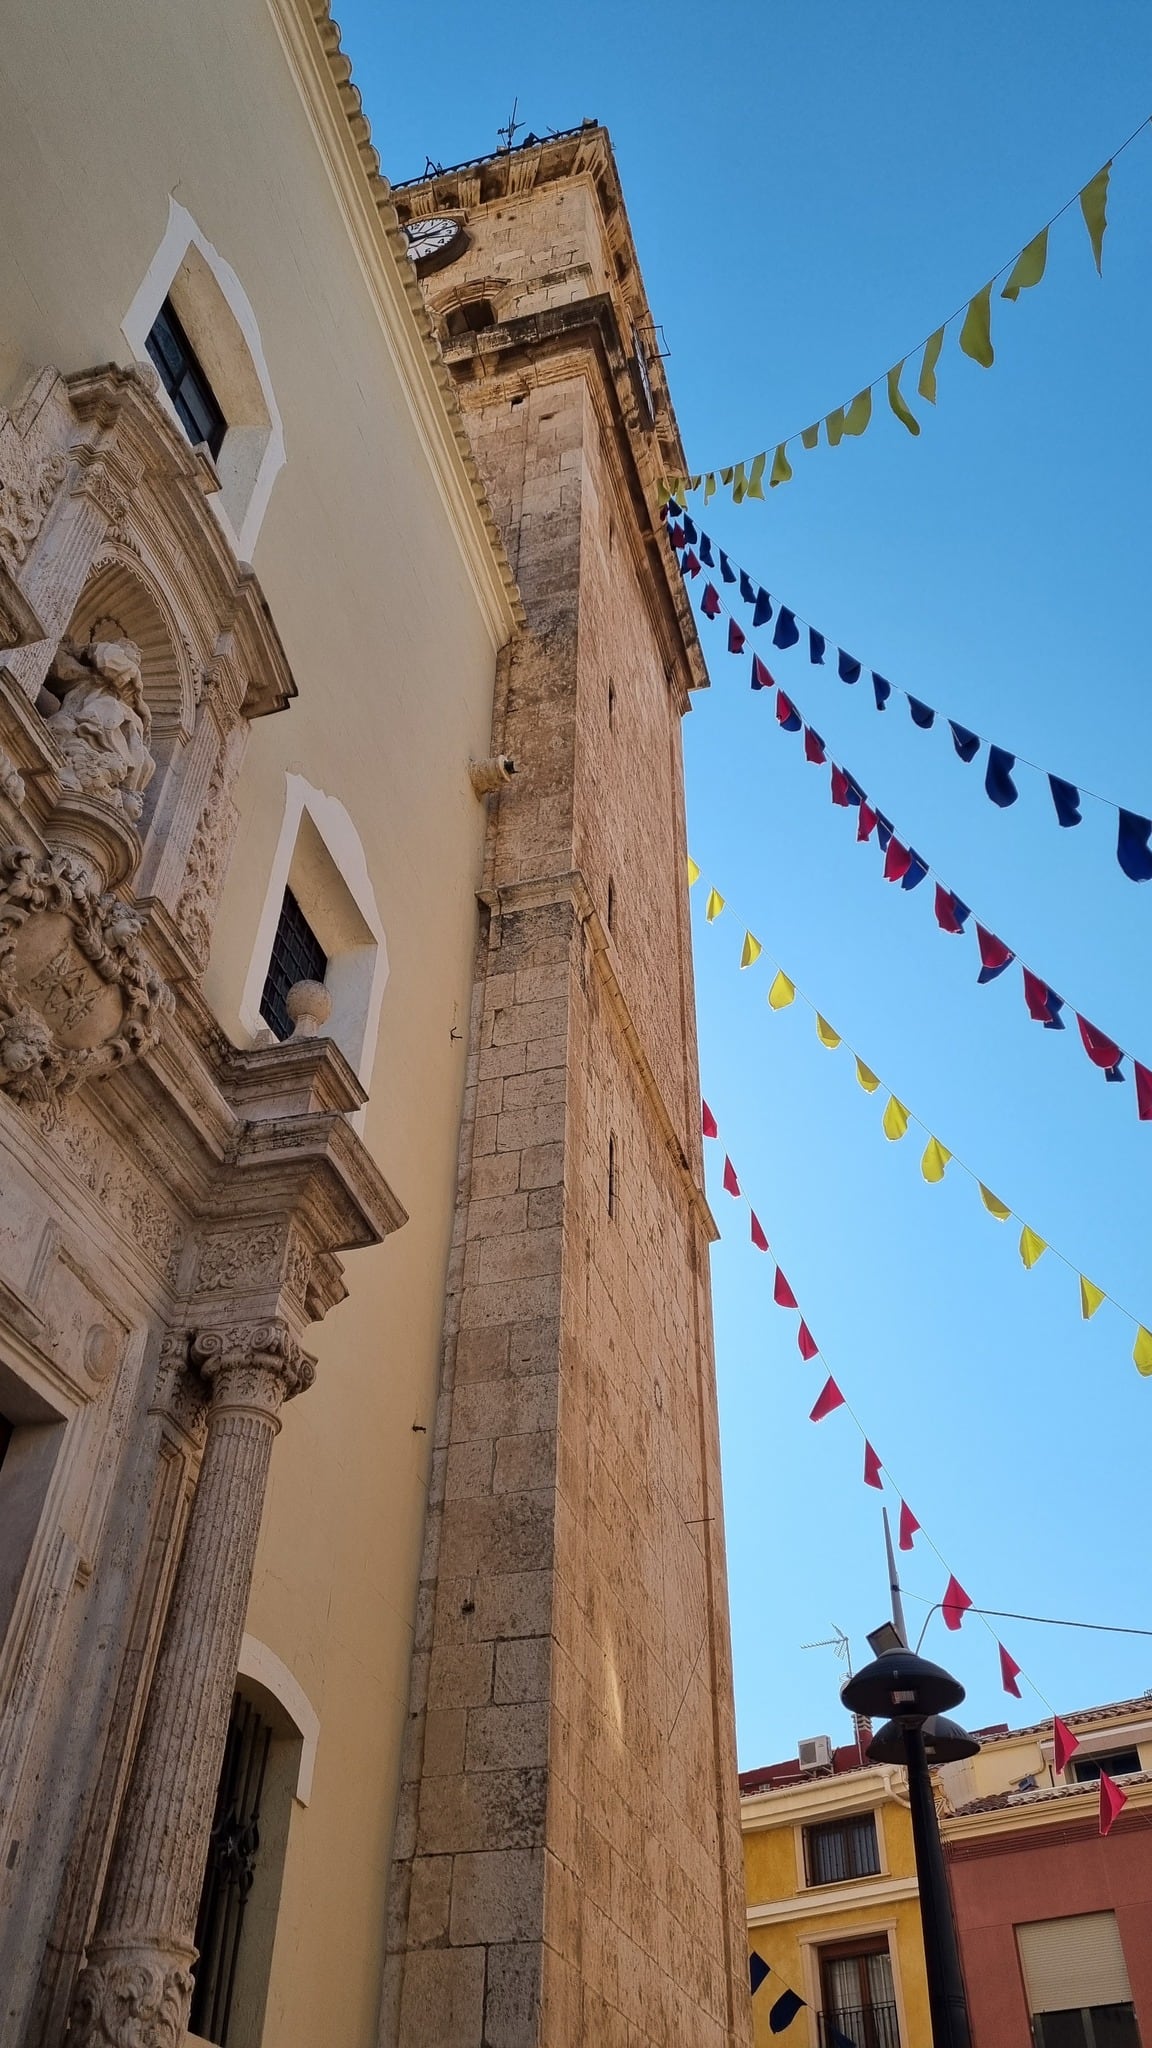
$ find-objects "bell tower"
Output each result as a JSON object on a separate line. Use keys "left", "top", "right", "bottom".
{"left": 383, "top": 128, "right": 752, "bottom": 2048}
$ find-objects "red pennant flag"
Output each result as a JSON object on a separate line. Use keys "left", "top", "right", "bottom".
{"left": 1077, "top": 1014, "right": 1124, "bottom": 1070}
{"left": 830, "top": 766, "right": 851, "bottom": 807}
{"left": 934, "top": 884, "right": 966, "bottom": 934}
{"left": 773, "top": 1267, "right": 798, "bottom": 1309}
{"left": 682, "top": 549, "right": 701, "bottom": 577}
{"left": 701, "top": 583, "right": 722, "bottom": 619}
{"left": 942, "top": 1575, "right": 973, "bottom": 1631}
{"left": 751, "top": 654, "right": 775, "bottom": 692}
{"left": 1135, "top": 1062, "right": 1152, "bottom": 1120}
{"left": 668, "top": 521, "right": 685, "bottom": 549}
{"left": 727, "top": 616, "right": 746, "bottom": 656}
{"left": 863, "top": 1441, "right": 883, "bottom": 1489}
{"left": 999, "top": 1644, "right": 1022, "bottom": 1698}
{"left": 797, "top": 1320, "right": 818, "bottom": 1360}
{"left": 722, "top": 1155, "right": 740, "bottom": 1196}
{"left": 750, "top": 1210, "right": 769, "bottom": 1252}
{"left": 976, "top": 924, "right": 1015, "bottom": 981}
{"left": 804, "top": 726, "right": 827, "bottom": 765}
{"left": 809, "top": 1376, "right": 845, "bottom": 1421}
{"left": 776, "top": 690, "right": 799, "bottom": 729}
{"left": 1053, "top": 1716, "right": 1079, "bottom": 1774}
{"left": 898, "top": 1501, "right": 920, "bottom": 1551}
{"left": 857, "top": 801, "right": 878, "bottom": 843}
{"left": 701, "top": 1099, "right": 718, "bottom": 1139}
{"left": 883, "top": 838, "right": 913, "bottom": 882}
{"left": 1100, "top": 1770, "right": 1128, "bottom": 1836}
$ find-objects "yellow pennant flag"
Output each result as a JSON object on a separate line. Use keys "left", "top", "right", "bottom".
{"left": 1079, "top": 162, "right": 1111, "bottom": 274}
{"left": 1079, "top": 1276, "right": 1106, "bottom": 1320}
{"left": 687, "top": 474, "right": 701, "bottom": 492}
{"left": 770, "top": 443, "right": 793, "bottom": 488}
{"left": 979, "top": 1183, "right": 1011, "bottom": 1221}
{"left": 656, "top": 478, "right": 675, "bottom": 505}
{"left": 720, "top": 467, "right": 734, "bottom": 486}
{"left": 705, "top": 888, "right": 725, "bottom": 922}
{"left": 686, "top": 855, "right": 700, "bottom": 885}
{"left": 920, "top": 1136, "right": 951, "bottom": 1183}
{"left": 800, "top": 423, "right": 821, "bottom": 450}
{"left": 825, "top": 407, "right": 846, "bottom": 448}
{"left": 843, "top": 388, "right": 873, "bottom": 437}
{"left": 1001, "top": 227, "right": 1049, "bottom": 301}
{"left": 1133, "top": 1326, "right": 1152, "bottom": 1376}
{"left": 731, "top": 461, "right": 748, "bottom": 504}
{"left": 960, "top": 283, "right": 995, "bottom": 367}
{"left": 882, "top": 1095, "right": 909, "bottom": 1141}
{"left": 886, "top": 360, "right": 920, "bottom": 436}
{"left": 1019, "top": 1226, "right": 1048, "bottom": 1269}
{"left": 917, "top": 326, "right": 945, "bottom": 404}
{"left": 767, "top": 970, "right": 795, "bottom": 1011}
{"left": 815, "top": 1015, "right": 841, "bottom": 1050}
{"left": 746, "top": 451, "right": 767, "bottom": 500}
{"left": 703, "top": 473, "right": 717, "bottom": 503}
{"left": 740, "top": 932, "right": 762, "bottom": 969}
{"left": 855, "top": 1058, "right": 881, "bottom": 1094}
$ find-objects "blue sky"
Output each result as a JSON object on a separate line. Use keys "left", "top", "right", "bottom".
{"left": 339, "top": 0, "right": 1152, "bottom": 1764}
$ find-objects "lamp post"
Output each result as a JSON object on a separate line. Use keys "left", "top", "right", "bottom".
{"left": 841, "top": 1647, "right": 979, "bottom": 2048}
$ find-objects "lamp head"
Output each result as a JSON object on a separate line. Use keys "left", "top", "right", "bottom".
{"left": 867, "top": 1714, "right": 981, "bottom": 1766}
{"left": 841, "top": 1648, "right": 965, "bottom": 1725}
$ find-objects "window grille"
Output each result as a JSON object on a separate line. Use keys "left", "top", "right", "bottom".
{"left": 259, "top": 888, "right": 328, "bottom": 1043}
{"left": 145, "top": 297, "right": 227, "bottom": 459}
{"left": 803, "top": 1813, "right": 881, "bottom": 1886}
{"left": 1070, "top": 1749, "right": 1142, "bottom": 1783}
{"left": 189, "top": 1692, "right": 273, "bottom": 2045}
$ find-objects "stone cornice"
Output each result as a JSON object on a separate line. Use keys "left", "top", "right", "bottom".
{"left": 265, "top": 0, "right": 523, "bottom": 644}
{"left": 747, "top": 1873, "right": 920, "bottom": 1928}
{"left": 741, "top": 1765, "right": 907, "bottom": 1831}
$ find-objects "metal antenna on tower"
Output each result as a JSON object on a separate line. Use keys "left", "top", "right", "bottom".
{"left": 801, "top": 1624, "right": 853, "bottom": 1676}
{"left": 497, "top": 98, "right": 524, "bottom": 152}
{"left": 883, "top": 1505, "right": 909, "bottom": 1649}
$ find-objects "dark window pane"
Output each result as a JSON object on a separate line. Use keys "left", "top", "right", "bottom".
{"left": 1033, "top": 2007, "right": 1140, "bottom": 2048}
{"left": 259, "top": 888, "right": 328, "bottom": 1043}
{"left": 145, "top": 299, "right": 227, "bottom": 459}
{"left": 189, "top": 1691, "right": 273, "bottom": 2046}
{"left": 1071, "top": 1751, "right": 1142, "bottom": 1783}
{"left": 805, "top": 1815, "right": 880, "bottom": 1886}
{"left": 0, "top": 1414, "right": 12, "bottom": 1471}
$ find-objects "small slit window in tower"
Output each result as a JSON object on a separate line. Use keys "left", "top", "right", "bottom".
{"left": 606, "top": 877, "right": 615, "bottom": 932}
{"left": 607, "top": 1133, "right": 618, "bottom": 1221}
{"left": 259, "top": 887, "right": 328, "bottom": 1043}
{"left": 607, "top": 679, "right": 615, "bottom": 731}
{"left": 145, "top": 296, "right": 227, "bottom": 458}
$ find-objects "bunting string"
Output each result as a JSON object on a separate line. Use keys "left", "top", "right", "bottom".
{"left": 657, "top": 118, "right": 1151, "bottom": 506}
{"left": 691, "top": 860, "right": 1152, "bottom": 1376}
{"left": 706, "top": 1103, "right": 1138, "bottom": 1833}
{"left": 666, "top": 509, "right": 1152, "bottom": 878}
{"left": 701, "top": 1098, "right": 1049, "bottom": 1716}
{"left": 682, "top": 559, "right": 1152, "bottom": 1122}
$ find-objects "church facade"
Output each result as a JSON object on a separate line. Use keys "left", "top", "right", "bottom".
{"left": 0, "top": 6, "right": 749, "bottom": 2046}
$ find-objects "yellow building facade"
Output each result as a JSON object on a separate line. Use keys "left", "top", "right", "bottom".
{"left": 742, "top": 1756, "right": 931, "bottom": 2048}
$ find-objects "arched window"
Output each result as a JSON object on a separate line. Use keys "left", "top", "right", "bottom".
{"left": 443, "top": 298, "right": 496, "bottom": 338}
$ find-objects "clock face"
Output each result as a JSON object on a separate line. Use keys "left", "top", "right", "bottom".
{"left": 403, "top": 216, "right": 465, "bottom": 269}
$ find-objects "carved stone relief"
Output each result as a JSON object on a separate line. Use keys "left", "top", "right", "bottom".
{"left": 39, "top": 638, "right": 156, "bottom": 822}
{"left": 174, "top": 749, "right": 239, "bottom": 971}
{"left": 0, "top": 410, "right": 68, "bottom": 571}
{"left": 38, "top": 1094, "right": 184, "bottom": 1283}
{"left": 195, "top": 1225, "right": 284, "bottom": 1295}
{"left": 0, "top": 845, "right": 173, "bottom": 1122}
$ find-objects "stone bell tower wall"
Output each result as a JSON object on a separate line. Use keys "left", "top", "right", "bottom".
{"left": 382, "top": 131, "right": 751, "bottom": 2048}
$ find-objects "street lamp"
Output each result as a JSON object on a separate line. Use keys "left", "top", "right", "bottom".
{"left": 842, "top": 1647, "right": 979, "bottom": 2048}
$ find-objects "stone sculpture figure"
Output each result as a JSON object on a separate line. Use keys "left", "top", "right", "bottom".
{"left": 41, "top": 638, "right": 156, "bottom": 822}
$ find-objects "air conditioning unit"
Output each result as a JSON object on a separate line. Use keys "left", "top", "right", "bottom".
{"left": 798, "top": 1735, "right": 834, "bottom": 1771}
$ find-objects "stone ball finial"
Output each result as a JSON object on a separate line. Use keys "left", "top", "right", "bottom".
{"left": 285, "top": 979, "right": 332, "bottom": 1039}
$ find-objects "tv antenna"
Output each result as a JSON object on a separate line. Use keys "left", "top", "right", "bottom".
{"left": 801, "top": 1624, "right": 853, "bottom": 1676}
{"left": 497, "top": 98, "right": 524, "bottom": 152}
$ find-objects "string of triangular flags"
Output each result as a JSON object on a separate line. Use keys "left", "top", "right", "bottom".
{"left": 691, "top": 859, "right": 1152, "bottom": 1375}
{"left": 678, "top": 554, "right": 1152, "bottom": 1119}
{"left": 704, "top": 1101, "right": 1130, "bottom": 1839}
{"left": 748, "top": 1950, "right": 831, "bottom": 2040}
{"left": 665, "top": 503, "right": 1152, "bottom": 879}
{"left": 657, "top": 119, "right": 1150, "bottom": 507}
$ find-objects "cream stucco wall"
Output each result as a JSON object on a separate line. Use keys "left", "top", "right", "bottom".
{"left": 0, "top": 3, "right": 516, "bottom": 2042}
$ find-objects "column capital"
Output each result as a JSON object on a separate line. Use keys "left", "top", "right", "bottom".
{"left": 68, "top": 1947, "right": 194, "bottom": 2048}
{"left": 190, "top": 1318, "right": 315, "bottom": 1415}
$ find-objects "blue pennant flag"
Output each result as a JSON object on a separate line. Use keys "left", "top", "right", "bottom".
{"left": 902, "top": 853, "right": 929, "bottom": 889}
{"left": 1048, "top": 774, "right": 1081, "bottom": 826}
{"left": 875, "top": 814, "right": 894, "bottom": 851}
{"left": 1117, "top": 809, "right": 1152, "bottom": 882}
{"left": 739, "top": 569, "right": 757, "bottom": 606}
{"left": 809, "top": 628, "right": 826, "bottom": 664}
{"left": 872, "top": 673, "right": 892, "bottom": 710}
{"left": 769, "top": 1990, "right": 806, "bottom": 2034}
{"left": 750, "top": 1953, "right": 771, "bottom": 1996}
{"left": 698, "top": 533, "right": 714, "bottom": 567}
{"left": 907, "top": 696, "right": 935, "bottom": 729}
{"left": 754, "top": 587, "right": 774, "bottom": 628}
{"left": 985, "top": 746, "right": 1019, "bottom": 807}
{"left": 665, "top": 497, "right": 683, "bottom": 517}
{"left": 829, "top": 2030, "right": 859, "bottom": 2048}
{"left": 773, "top": 607, "right": 800, "bottom": 650}
{"left": 681, "top": 514, "right": 698, "bottom": 544}
{"left": 949, "top": 720, "right": 981, "bottom": 763}
{"left": 837, "top": 650, "right": 862, "bottom": 685}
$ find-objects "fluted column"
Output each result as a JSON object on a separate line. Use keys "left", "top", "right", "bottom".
{"left": 67, "top": 1322, "right": 314, "bottom": 2048}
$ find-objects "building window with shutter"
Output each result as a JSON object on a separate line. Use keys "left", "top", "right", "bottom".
{"left": 817, "top": 1936, "right": 900, "bottom": 2048}
{"left": 1017, "top": 1911, "right": 1140, "bottom": 2048}
{"left": 803, "top": 1812, "right": 881, "bottom": 1886}
{"left": 145, "top": 296, "right": 228, "bottom": 459}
